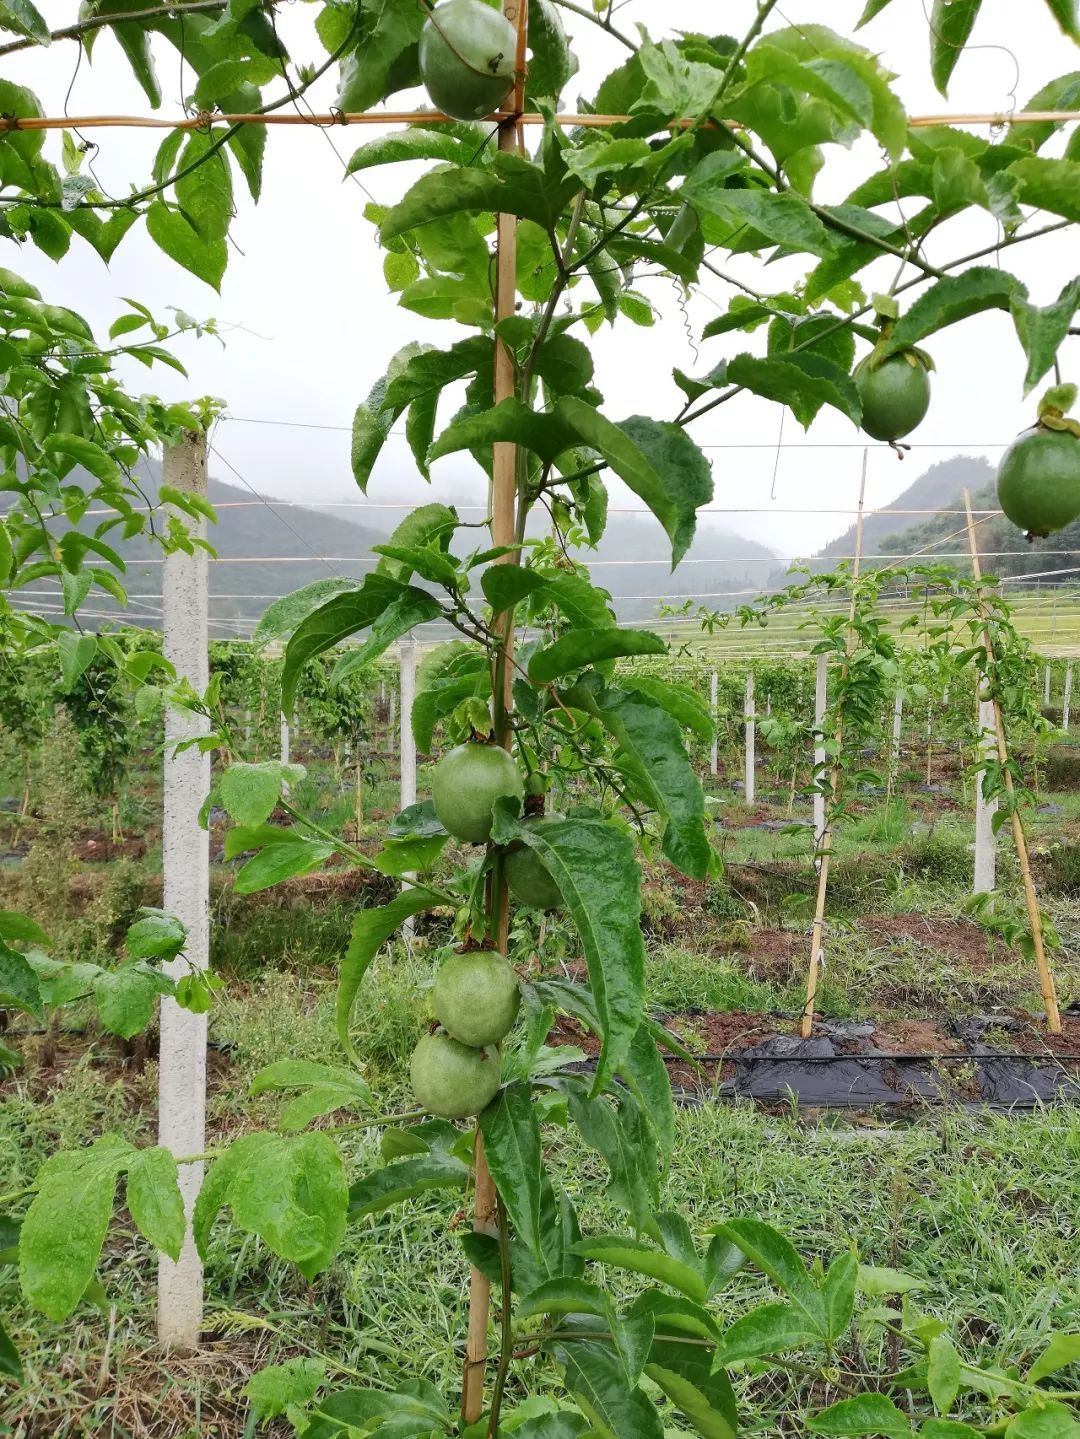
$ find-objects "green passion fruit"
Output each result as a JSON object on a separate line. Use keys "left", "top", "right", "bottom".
{"left": 854, "top": 350, "right": 932, "bottom": 442}
{"left": 505, "top": 814, "right": 564, "bottom": 911}
{"left": 432, "top": 741, "right": 524, "bottom": 843}
{"left": 997, "top": 424, "right": 1080, "bottom": 539}
{"left": 410, "top": 1031, "right": 501, "bottom": 1119}
{"left": 432, "top": 949, "right": 521, "bottom": 1047}
{"left": 418, "top": 0, "right": 516, "bottom": 121}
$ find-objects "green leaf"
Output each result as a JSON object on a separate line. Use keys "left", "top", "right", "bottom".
{"left": 56, "top": 631, "right": 97, "bottom": 688}
{"left": 93, "top": 965, "right": 169, "bottom": 1039}
{"left": 1011, "top": 275, "right": 1080, "bottom": 393}
{"left": 430, "top": 397, "right": 577, "bottom": 468}
{"left": 281, "top": 573, "right": 404, "bottom": 712}
{"left": 573, "top": 1236, "right": 706, "bottom": 1303}
{"left": 42, "top": 432, "right": 118, "bottom": 484}
{"left": 0, "top": 945, "right": 43, "bottom": 1021}
{"left": 381, "top": 337, "right": 490, "bottom": 419}
{"left": 529, "top": 628, "right": 666, "bottom": 684}
{"left": 369, "top": 833, "right": 449, "bottom": 877}
{"left": 250, "top": 1060, "right": 371, "bottom": 1130}
{"left": 19, "top": 1137, "right": 129, "bottom": 1321}
{"left": 726, "top": 352, "right": 862, "bottom": 428}
{"left": 928, "top": 1334, "right": 962, "bottom": 1416}
{"left": 352, "top": 343, "right": 428, "bottom": 492}
{"left": 125, "top": 910, "right": 186, "bottom": 962}
{"left": 347, "top": 126, "right": 483, "bottom": 175}
{"left": 0, "top": 911, "right": 49, "bottom": 946}
{"left": 930, "top": 0, "right": 983, "bottom": 96}
{"left": 856, "top": 0, "right": 895, "bottom": 23}
{"left": 535, "top": 571, "right": 614, "bottom": 631}
{"left": 557, "top": 1342, "right": 665, "bottom": 1439}
{"left": 855, "top": 1264, "right": 926, "bottom": 1296}
{"left": 882, "top": 267, "right": 1023, "bottom": 354}
{"left": 233, "top": 840, "right": 334, "bottom": 894}
{"left": 0, "top": 0, "right": 50, "bottom": 46}
{"left": 1010, "top": 155, "right": 1080, "bottom": 224}
{"left": 714, "top": 1300, "right": 820, "bottom": 1363}
{"left": 482, "top": 566, "right": 550, "bottom": 611}
{"left": 820, "top": 1251, "right": 858, "bottom": 1343}
{"left": 253, "top": 579, "right": 362, "bottom": 646}
{"left": 645, "top": 1338, "right": 737, "bottom": 1439}
{"left": 348, "top": 1151, "right": 469, "bottom": 1217}
{"left": 338, "top": 889, "right": 442, "bottom": 1064}
{"left": 620, "top": 676, "right": 714, "bottom": 742}
{"left": 712, "top": 1219, "right": 824, "bottom": 1328}
{"left": 334, "top": 0, "right": 425, "bottom": 112}
{"left": 125, "top": 1148, "right": 185, "bottom": 1262}
{"left": 479, "top": 1083, "right": 544, "bottom": 1260}
{"left": 0, "top": 1316, "right": 21, "bottom": 1382}
{"left": 525, "top": 0, "right": 577, "bottom": 104}
{"left": 381, "top": 157, "right": 577, "bottom": 243}
{"left": 1006, "top": 1404, "right": 1080, "bottom": 1439}
{"left": 146, "top": 201, "right": 225, "bottom": 291}
{"left": 193, "top": 1132, "right": 347, "bottom": 1281}
{"left": 808, "top": 1394, "right": 913, "bottom": 1438}
{"left": 1045, "top": 0, "right": 1080, "bottom": 40}
{"left": 491, "top": 813, "right": 645, "bottom": 1092}
{"left": 331, "top": 587, "right": 442, "bottom": 685}
{"left": 683, "top": 178, "right": 835, "bottom": 259}
{"left": 220, "top": 761, "right": 301, "bottom": 826}
{"left": 594, "top": 686, "right": 710, "bottom": 880}
{"left": 1028, "top": 1333, "right": 1080, "bottom": 1383}
{"left": 243, "top": 1357, "right": 326, "bottom": 1423}
{"left": 375, "top": 502, "right": 460, "bottom": 582}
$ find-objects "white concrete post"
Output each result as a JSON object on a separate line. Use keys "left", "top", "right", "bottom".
{"left": 744, "top": 670, "right": 755, "bottom": 806}
{"left": 399, "top": 639, "right": 418, "bottom": 932}
{"left": 709, "top": 670, "right": 718, "bottom": 777}
{"left": 1063, "top": 663, "right": 1073, "bottom": 732}
{"left": 891, "top": 691, "right": 904, "bottom": 771}
{"left": 279, "top": 711, "right": 290, "bottom": 766}
{"left": 242, "top": 708, "right": 252, "bottom": 746}
{"left": 158, "top": 432, "right": 210, "bottom": 1351}
{"left": 813, "top": 654, "right": 827, "bottom": 854}
{"left": 1044, "top": 663, "right": 1052, "bottom": 708}
{"left": 973, "top": 697, "right": 998, "bottom": 894}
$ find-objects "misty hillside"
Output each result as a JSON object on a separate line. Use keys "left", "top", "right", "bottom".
{"left": 25, "top": 458, "right": 776, "bottom": 632}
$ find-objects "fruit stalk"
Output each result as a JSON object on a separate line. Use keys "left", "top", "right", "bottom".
{"left": 461, "top": 0, "right": 527, "bottom": 1423}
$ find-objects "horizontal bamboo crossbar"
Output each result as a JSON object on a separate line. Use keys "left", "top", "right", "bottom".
{"left": 3, "top": 108, "right": 1080, "bottom": 134}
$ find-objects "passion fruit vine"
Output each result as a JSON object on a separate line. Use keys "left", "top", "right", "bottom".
{"left": 410, "top": 1031, "right": 501, "bottom": 1120}
{"left": 432, "top": 949, "right": 521, "bottom": 1048}
{"left": 431, "top": 741, "right": 524, "bottom": 843}
{"left": 997, "top": 385, "right": 1080, "bottom": 540}
{"left": 418, "top": 0, "right": 516, "bottom": 121}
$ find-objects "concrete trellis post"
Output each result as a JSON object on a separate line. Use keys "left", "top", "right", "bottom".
{"left": 1044, "top": 663, "right": 1052, "bottom": 708}
{"left": 709, "top": 670, "right": 718, "bottom": 777}
{"left": 886, "top": 691, "right": 903, "bottom": 801}
{"left": 813, "top": 653, "right": 827, "bottom": 854}
{"left": 157, "top": 431, "right": 210, "bottom": 1350}
{"left": 399, "top": 639, "right": 418, "bottom": 931}
{"left": 743, "top": 671, "right": 755, "bottom": 806}
{"left": 973, "top": 697, "right": 998, "bottom": 894}
{"left": 1063, "top": 663, "right": 1073, "bottom": 732}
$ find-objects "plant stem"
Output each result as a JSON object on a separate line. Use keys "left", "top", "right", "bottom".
{"left": 547, "top": 0, "right": 635, "bottom": 50}
{"left": 0, "top": 0, "right": 228, "bottom": 57}
{"left": 487, "top": 1201, "right": 515, "bottom": 1437}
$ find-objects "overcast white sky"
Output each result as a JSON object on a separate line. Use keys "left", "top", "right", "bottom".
{"left": 7, "top": 1, "right": 1080, "bottom": 573}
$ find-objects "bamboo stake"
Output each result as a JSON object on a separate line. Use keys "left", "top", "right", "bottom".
{"left": 962, "top": 490, "right": 1061, "bottom": 1033}
{"left": 462, "top": 3, "right": 527, "bottom": 1425}
{"left": 800, "top": 450, "right": 868, "bottom": 1039}
{"left": 6, "top": 108, "right": 1080, "bottom": 133}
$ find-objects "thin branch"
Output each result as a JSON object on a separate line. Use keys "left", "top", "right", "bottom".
{"left": 547, "top": 0, "right": 636, "bottom": 51}
{"left": 0, "top": 0, "right": 228, "bottom": 59}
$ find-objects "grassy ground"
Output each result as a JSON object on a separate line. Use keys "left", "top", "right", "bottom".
{"left": 2, "top": 729, "right": 1080, "bottom": 1436}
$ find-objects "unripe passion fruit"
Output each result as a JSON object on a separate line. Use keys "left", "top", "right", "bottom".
{"left": 410, "top": 1031, "right": 501, "bottom": 1119}
{"left": 997, "top": 425, "right": 1080, "bottom": 538}
{"left": 418, "top": 0, "right": 516, "bottom": 121}
{"left": 432, "top": 949, "right": 521, "bottom": 1047}
{"left": 854, "top": 350, "right": 932, "bottom": 441}
{"left": 505, "top": 814, "right": 564, "bottom": 912}
{"left": 432, "top": 742, "right": 524, "bottom": 843}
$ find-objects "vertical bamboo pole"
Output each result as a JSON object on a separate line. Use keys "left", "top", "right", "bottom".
{"left": 800, "top": 451, "right": 867, "bottom": 1038}
{"left": 462, "top": 1, "right": 527, "bottom": 1422}
{"left": 813, "top": 653, "right": 827, "bottom": 856}
{"left": 962, "top": 489, "right": 1060, "bottom": 1032}
{"left": 743, "top": 671, "right": 755, "bottom": 805}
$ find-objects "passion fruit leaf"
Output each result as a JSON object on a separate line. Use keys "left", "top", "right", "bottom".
{"left": 348, "top": 1151, "right": 470, "bottom": 1219}
{"left": 529, "top": 627, "right": 666, "bottom": 683}
{"left": 281, "top": 573, "right": 405, "bottom": 711}
{"left": 620, "top": 676, "right": 715, "bottom": 742}
{"left": 337, "top": 888, "right": 443, "bottom": 1064}
{"left": 233, "top": 838, "right": 335, "bottom": 894}
{"left": 334, "top": 0, "right": 425, "bottom": 113}
{"left": 381, "top": 337, "right": 490, "bottom": 419}
{"left": 346, "top": 125, "right": 484, "bottom": 175}
{"left": 482, "top": 565, "right": 550, "bottom": 611}
{"left": 220, "top": 761, "right": 304, "bottom": 827}
{"left": 0, "top": 1316, "right": 21, "bottom": 1382}
{"left": 856, "top": 0, "right": 896, "bottom": 28}
{"left": 525, "top": 0, "right": 578, "bottom": 105}
{"left": 371, "top": 542, "right": 460, "bottom": 590}
{"left": 646, "top": 1340, "right": 738, "bottom": 1438}
{"left": 682, "top": 180, "right": 835, "bottom": 260}
{"left": 124, "top": 910, "right": 186, "bottom": 962}
{"left": 556, "top": 1335, "right": 665, "bottom": 1439}
{"left": 490, "top": 811, "right": 645, "bottom": 1092}
{"left": 0, "top": 944, "right": 44, "bottom": 1021}
{"left": 430, "top": 397, "right": 577, "bottom": 467}
{"left": 726, "top": 352, "right": 862, "bottom": 429}
{"left": 93, "top": 964, "right": 172, "bottom": 1039}
{"left": 479, "top": 1083, "right": 544, "bottom": 1260}
{"left": 1009, "top": 155, "right": 1080, "bottom": 225}
{"left": 352, "top": 342, "right": 430, "bottom": 492}
{"left": 880, "top": 267, "right": 1023, "bottom": 356}
{"left": 1045, "top": 0, "right": 1080, "bottom": 39}
{"left": 0, "top": 911, "right": 49, "bottom": 946}
{"left": 930, "top": 0, "right": 982, "bottom": 96}
{"left": 253, "top": 578, "right": 361, "bottom": 647}
{"left": 807, "top": 1392, "right": 913, "bottom": 1439}
{"left": 369, "top": 832, "right": 449, "bottom": 876}
{"left": 593, "top": 686, "right": 710, "bottom": 880}
{"left": 803, "top": 205, "right": 933, "bottom": 305}
{"left": 380, "top": 157, "right": 577, "bottom": 244}
{"left": 331, "top": 588, "right": 442, "bottom": 685}
{"left": 713, "top": 1300, "right": 823, "bottom": 1365}
{"left": 125, "top": 1148, "right": 185, "bottom": 1262}
{"left": 1010, "top": 276, "right": 1080, "bottom": 393}
{"left": 571, "top": 1234, "right": 706, "bottom": 1303}
{"left": 1027, "top": 1333, "right": 1080, "bottom": 1383}
{"left": 0, "top": 0, "right": 50, "bottom": 46}
{"left": 535, "top": 571, "right": 616, "bottom": 630}
{"left": 375, "top": 502, "right": 459, "bottom": 579}
{"left": 193, "top": 1132, "right": 347, "bottom": 1281}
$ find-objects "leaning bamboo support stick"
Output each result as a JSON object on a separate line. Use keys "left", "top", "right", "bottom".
{"left": 461, "top": 2, "right": 528, "bottom": 1425}
{"left": 800, "top": 450, "right": 868, "bottom": 1039}
{"left": 962, "top": 490, "right": 1061, "bottom": 1033}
